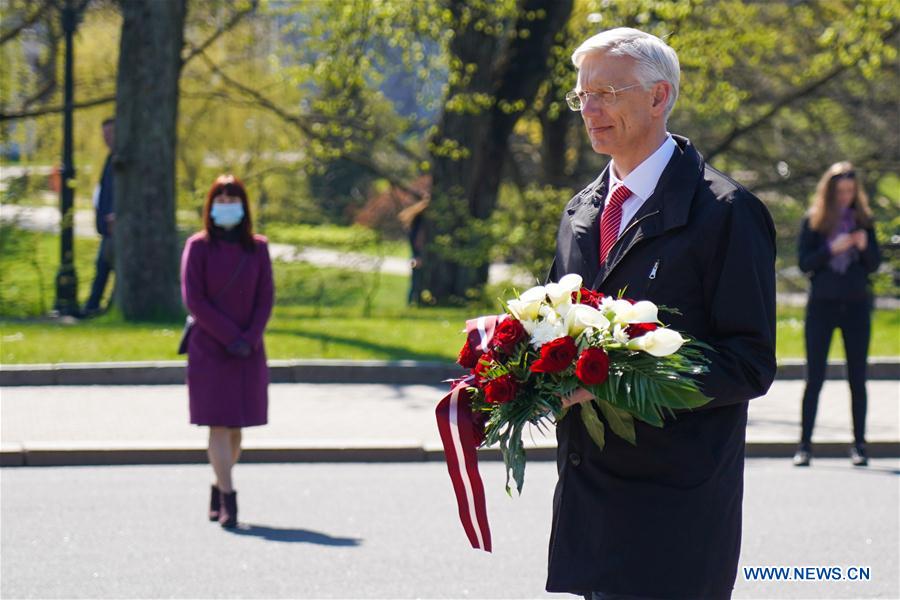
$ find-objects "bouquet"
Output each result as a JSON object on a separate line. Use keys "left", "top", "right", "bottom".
{"left": 456, "top": 273, "right": 712, "bottom": 494}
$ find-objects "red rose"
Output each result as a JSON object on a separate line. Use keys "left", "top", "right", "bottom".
{"left": 492, "top": 318, "right": 527, "bottom": 354}
{"left": 457, "top": 340, "right": 482, "bottom": 369}
{"left": 573, "top": 287, "right": 604, "bottom": 308}
{"left": 575, "top": 347, "right": 610, "bottom": 385}
{"left": 625, "top": 322, "right": 658, "bottom": 338}
{"left": 530, "top": 336, "right": 578, "bottom": 374}
{"left": 484, "top": 373, "right": 518, "bottom": 404}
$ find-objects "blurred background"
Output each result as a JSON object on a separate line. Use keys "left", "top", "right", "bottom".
{"left": 1, "top": 0, "right": 897, "bottom": 364}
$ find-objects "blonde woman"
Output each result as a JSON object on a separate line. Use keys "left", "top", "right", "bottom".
{"left": 794, "top": 162, "right": 881, "bottom": 467}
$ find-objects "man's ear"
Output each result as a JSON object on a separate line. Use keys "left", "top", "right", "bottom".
{"left": 650, "top": 82, "right": 670, "bottom": 116}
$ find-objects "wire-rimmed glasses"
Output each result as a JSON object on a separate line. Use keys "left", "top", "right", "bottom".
{"left": 565, "top": 84, "right": 643, "bottom": 111}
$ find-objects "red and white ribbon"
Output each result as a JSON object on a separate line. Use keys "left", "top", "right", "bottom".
{"left": 435, "top": 314, "right": 504, "bottom": 552}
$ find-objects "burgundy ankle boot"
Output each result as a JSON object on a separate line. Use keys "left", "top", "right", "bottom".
{"left": 209, "top": 485, "right": 221, "bottom": 521}
{"left": 219, "top": 491, "right": 238, "bottom": 528}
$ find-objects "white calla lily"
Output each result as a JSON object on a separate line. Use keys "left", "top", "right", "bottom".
{"left": 558, "top": 273, "right": 583, "bottom": 292}
{"left": 544, "top": 282, "right": 572, "bottom": 307}
{"left": 544, "top": 274, "right": 583, "bottom": 307}
{"left": 508, "top": 285, "right": 545, "bottom": 321}
{"left": 565, "top": 304, "right": 610, "bottom": 337}
{"left": 607, "top": 299, "right": 659, "bottom": 324}
{"left": 627, "top": 327, "right": 685, "bottom": 357}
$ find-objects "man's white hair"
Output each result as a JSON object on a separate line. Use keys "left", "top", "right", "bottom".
{"left": 572, "top": 27, "right": 680, "bottom": 119}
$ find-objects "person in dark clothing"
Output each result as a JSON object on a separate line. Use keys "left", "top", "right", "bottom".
{"left": 546, "top": 28, "right": 776, "bottom": 600}
{"left": 793, "top": 162, "right": 881, "bottom": 468}
{"left": 83, "top": 118, "right": 116, "bottom": 315}
{"left": 398, "top": 198, "right": 429, "bottom": 305}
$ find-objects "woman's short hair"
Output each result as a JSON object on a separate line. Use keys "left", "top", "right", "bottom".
{"left": 572, "top": 27, "right": 680, "bottom": 119}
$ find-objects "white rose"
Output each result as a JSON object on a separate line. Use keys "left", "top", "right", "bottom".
{"left": 530, "top": 319, "right": 568, "bottom": 348}
{"left": 538, "top": 304, "right": 562, "bottom": 322}
{"left": 627, "top": 327, "right": 685, "bottom": 357}
{"left": 565, "top": 304, "right": 610, "bottom": 337}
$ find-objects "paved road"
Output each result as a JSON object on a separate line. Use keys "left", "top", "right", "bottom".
{"left": 1, "top": 460, "right": 897, "bottom": 599}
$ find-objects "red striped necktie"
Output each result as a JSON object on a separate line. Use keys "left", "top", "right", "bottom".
{"left": 599, "top": 183, "right": 632, "bottom": 264}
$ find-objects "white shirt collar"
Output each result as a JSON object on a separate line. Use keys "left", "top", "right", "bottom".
{"left": 608, "top": 134, "right": 677, "bottom": 201}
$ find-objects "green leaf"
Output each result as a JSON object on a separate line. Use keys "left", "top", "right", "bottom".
{"left": 580, "top": 401, "right": 606, "bottom": 451}
{"left": 597, "top": 399, "right": 636, "bottom": 445}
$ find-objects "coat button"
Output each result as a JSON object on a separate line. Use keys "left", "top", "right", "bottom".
{"left": 568, "top": 452, "right": 581, "bottom": 466}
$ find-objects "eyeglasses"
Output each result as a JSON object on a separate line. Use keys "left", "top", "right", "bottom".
{"left": 831, "top": 170, "right": 856, "bottom": 181}
{"left": 565, "top": 84, "right": 643, "bottom": 111}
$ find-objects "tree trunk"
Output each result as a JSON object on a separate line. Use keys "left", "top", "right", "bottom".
{"left": 112, "top": 0, "right": 185, "bottom": 319}
{"left": 419, "top": 0, "right": 573, "bottom": 305}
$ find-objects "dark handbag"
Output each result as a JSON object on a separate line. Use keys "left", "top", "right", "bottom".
{"left": 178, "top": 252, "right": 250, "bottom": 355}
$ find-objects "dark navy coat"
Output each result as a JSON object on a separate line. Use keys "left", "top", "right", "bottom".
{"left": 545, "top": 136, "right": 777, "bottom": 599}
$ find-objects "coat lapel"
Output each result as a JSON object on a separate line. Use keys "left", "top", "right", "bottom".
{"left": 591, "top": 136, "right": 705, "bottom": 290}
{"left": 566, "top": 168, "right": 609, "bottom": 284}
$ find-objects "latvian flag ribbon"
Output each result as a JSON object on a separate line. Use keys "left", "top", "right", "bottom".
{"left": 435, "top": 315, "right": 506, "bottom": 553}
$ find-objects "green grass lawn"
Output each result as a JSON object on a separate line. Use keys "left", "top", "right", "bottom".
{"left": 1, "top": 230, "right": 898, "bottom": 364}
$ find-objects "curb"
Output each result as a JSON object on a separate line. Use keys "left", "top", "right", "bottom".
{"left": 2, "top": 441, "right": 898, "bottom": 467}
{"left": 2, "top": 358, "right": 899, "bottom": 386}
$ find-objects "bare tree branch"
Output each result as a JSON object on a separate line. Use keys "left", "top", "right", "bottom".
{"left": 0, "top": 0, "right": 54, "bottom": 45}
{"left": 180, "top": 0, "right": 259, "bottom": 66}
{"left": 706, "top": 23, "right": 900, "bottom": 161}
{"left": 0, "top": 93, "right": 114, "bottom": 121}
{"left": 0, "top": 0, "right": 257, "bottom": 121}
{"left": 196, "top": 52, "right": 425, "bottom": 199}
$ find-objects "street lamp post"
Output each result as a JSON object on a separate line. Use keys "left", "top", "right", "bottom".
{"left": 53, "top": 0, "right": 89, "bottom": 316}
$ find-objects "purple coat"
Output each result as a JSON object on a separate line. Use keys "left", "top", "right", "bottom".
{"left": 180, "top": 232, "right": 274, "bottom": 427}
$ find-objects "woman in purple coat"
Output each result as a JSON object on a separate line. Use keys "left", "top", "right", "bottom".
{"left": 180, "top": 174, "right": 274, "bottom": 528}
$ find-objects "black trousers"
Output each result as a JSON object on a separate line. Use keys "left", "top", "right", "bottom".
{"left": 85, "top": 236, "right": 114, "bottom": 311}
{"left": 800, "top": 298, "right": 872, "bottom": 445}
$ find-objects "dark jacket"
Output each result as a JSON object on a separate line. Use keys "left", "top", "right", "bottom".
{"left": 546, "top": 136, "right": 776, "bottom": 599}
{"left": 797, "top": 217, "right": 880, "bottom": 302}
{"left": 95, "top": 155, "right": 114, "bottom": 237}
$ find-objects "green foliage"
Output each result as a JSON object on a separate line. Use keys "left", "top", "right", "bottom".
{"left": 492, "top": 183, "right": 572, "bottom": 281}
{"left": 2, "top": 0, "right": 898, "bottom": 306}
{"left": 264, "top": 222, "right": 405, "bottom": 256}
{"left": 578, "top": 399, "right": 606, "bottom": 450}
{"left": 596, "top": 398, "right": 636, "bottom": 445}
{"left": 0, "top": 228, "right": 106, "bottom": 318}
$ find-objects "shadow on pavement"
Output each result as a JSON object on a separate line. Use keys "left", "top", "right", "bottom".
{"left": 228, "top": 523, "right": 363, "bottom": 546}
{"left": 811, "top": 463, "right": 900, "bottom": 476}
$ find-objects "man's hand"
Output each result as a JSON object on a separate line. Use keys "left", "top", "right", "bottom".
{"left": 561, "top": 387, "right": 596, "bottom": 408}
{"left": 852, "top": 229, "right": 868, "bottom": 251}
{"left": 829, "top": 233, "right": 854, "bottom": 254}
{"left": 105, "top": 213, "right": 115, "bottom": 236}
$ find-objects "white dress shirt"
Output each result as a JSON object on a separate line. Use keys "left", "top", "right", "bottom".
{"left": 605, "top": 134, "right": 677, "bottom": 236}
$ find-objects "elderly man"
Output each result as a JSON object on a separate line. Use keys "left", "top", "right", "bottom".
{"left": 546, "top": 28, "right": 776, "bottom": 600}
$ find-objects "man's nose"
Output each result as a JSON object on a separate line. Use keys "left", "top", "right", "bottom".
{"left": 581, "top": 95, "right": 605, "bottom": 118}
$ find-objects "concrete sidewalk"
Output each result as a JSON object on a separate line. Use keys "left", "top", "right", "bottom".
{"left": 1, "top": 380, "right": 898, "bottom": 466}
{"left": 3, "top": 358, "right": 899, "bottom": 386}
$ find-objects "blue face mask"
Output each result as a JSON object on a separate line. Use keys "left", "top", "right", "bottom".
{"left": 210, "top": 203, "right": 244, "bottom": 229}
